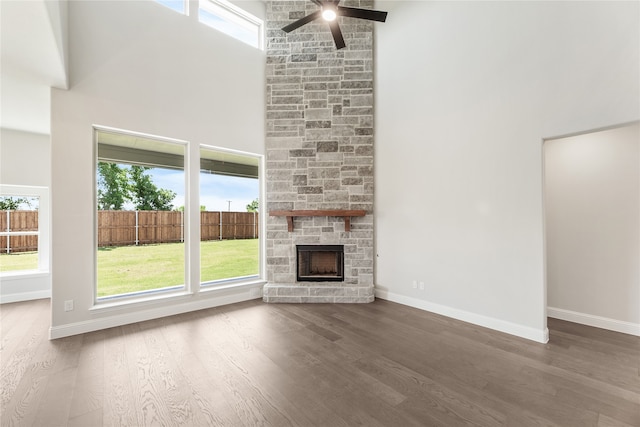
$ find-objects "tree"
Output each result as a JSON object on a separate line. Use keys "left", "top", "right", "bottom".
{"left": 97, "top": 162, "right": 177, "bottom": 211}
{"left": 129, "top": 166, "right": 176, "bottom": 211}
{"left": 97, "top": 162, "right": 129, "bottom": 210}
{"left": 246, "top": 198, "right": 259, "bottom": 213}
{"left": 176, "top": 205, "right": 206, "bottom": 212}
{"left": 0, "top": 197, "right": 31, "bottom": 210}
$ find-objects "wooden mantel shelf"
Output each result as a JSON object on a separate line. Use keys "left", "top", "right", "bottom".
{"left": 269, "top": 209, "right": 366, "bottom": 232}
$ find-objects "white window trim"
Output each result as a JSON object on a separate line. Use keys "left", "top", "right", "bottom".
{"left": 199, "top": 143, "right": 264, "bottom": 287}
{"left": 0, "top": 185, "right": 50, "bottom": 275}
{"left": 91, "top": 127, "right": 265, "bottom": 310}
{"left": 93, "top": 126, "right": 190, "bottom": 305}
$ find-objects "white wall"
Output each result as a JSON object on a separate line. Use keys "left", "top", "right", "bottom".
{"left": 50, "top": 0, "right": 265, "bottom": 337}
{"left": 545, "top": 123, "right": 639, "bottom": 335}
{"left": 0, "top": 128, "right": 52, "bottom": 302}
{"left": 374, "top": 1, "right": 639, "bottom": 342}
{"left": 0, "top": 128, "right": 50, "bottom": 187}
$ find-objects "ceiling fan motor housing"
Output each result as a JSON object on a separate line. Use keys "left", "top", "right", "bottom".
{"left": 281, "top": 0, "right": 388, "bottom": 50}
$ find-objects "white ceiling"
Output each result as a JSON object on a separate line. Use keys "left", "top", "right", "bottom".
{"left": 1, "top": 0, "right": 67, "bottom": 135}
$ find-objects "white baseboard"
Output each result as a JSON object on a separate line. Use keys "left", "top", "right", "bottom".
{"left": 50, "top": 289, "right": 261, "bottom": 339}
{"left": 375, "top": 289, "right": 549, "bottom": 343}
{"left": 547, "top": 307, "right": 640, "bottom": 337}
{"left": 0, "top": 290, "right": 51, "bottom": 304}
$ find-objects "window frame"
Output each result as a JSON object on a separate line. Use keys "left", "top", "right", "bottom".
{"left": 93, "top": 126, "right": 190, "bottom": 304}
{"left": 0, "top": 185, "right": 50, "bottom": 276}
{"left": 91, "top": 126, "right": 266, "bottom": 310}
{"left": 199, "top": 143, "right": 261, "bottom": 288}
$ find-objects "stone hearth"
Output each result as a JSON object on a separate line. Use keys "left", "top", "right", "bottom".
{"left": 263, "top": 0, "right": 375, "bottom": 303}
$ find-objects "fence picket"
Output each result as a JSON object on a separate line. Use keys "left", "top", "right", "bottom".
{"left": 1, "top": 210, "right": 258, "bottom": 253}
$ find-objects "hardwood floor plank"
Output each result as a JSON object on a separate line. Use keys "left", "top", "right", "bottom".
{"left": 121, "top": 322, "right": 176, "bottom": 426}
{"left": 102, "top": 326, "right": 137, "bottom": 427}
{"left": 0, "top": 301, "right": 56, "bottom": 426}
{"left": 597, "top": 412, "right": 639, "bottom": 427}
{"left": 352, "top": 355, "right": 507, "bottom": 427}
{"left": 68, "top": 407, "right": 104, "bottom": 427}
{"left": 1, "top": 298, "right": 638, "bottom": 426}
{"left": 31, "top": 367, "right": 77, "bottom": 426}
{"left": 554, "top": 386, "right": 640, "bottom": 426}
{"left": 157, "top": 313, "right": 246, "bottom": 427}
{"left": 227, "top": 305, "right": 415, "bottom": 426}
{"left": 68, "top": 330, "right": 105, "bottom": 421}
{"left": 1, "top": 374, "right": 49, "bottom": 427}
{"left": 0, "top": 300, "right": 41, "bottom": 354}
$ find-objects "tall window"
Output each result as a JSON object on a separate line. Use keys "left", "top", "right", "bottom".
{"left": 199, "top": 0, "right": 264, "bottom": 49}
{"left": 0, "top": 186, "right": 49, "bottom": 275}
{"left": 95, "top": 128, "right": 186, "bottom": 300}
{"left": 200, "top": 146, "right": 260, "bottom": 286}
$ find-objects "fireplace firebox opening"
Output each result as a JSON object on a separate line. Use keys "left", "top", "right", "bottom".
{"left": 296, "top": 245, "right": 344, "bottom": 282}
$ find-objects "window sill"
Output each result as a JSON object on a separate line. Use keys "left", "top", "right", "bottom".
{"left": 200, "top": 276, "right": 265, "bottom": 294}
{"left": 0, "top": 270, "right": 50, "bottom": 280}
{"left": 91, "top": 289, "right": 194, "bottom": 313}
{"left": 90, "top": 278, "right": 265, "bottom": 313}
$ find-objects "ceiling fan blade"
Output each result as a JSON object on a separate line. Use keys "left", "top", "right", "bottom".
{"left": 328, "top": 21, "right": 346, "bottom": 49}
{"left": 282, "top": 10, "right": 322, "bottom": 33}
{"left": 337, "top": 6, "right": 388, "bottom": 22}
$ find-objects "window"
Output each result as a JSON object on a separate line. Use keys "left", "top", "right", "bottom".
{"left": 0, "top": 186, "right": 49, "bottom": 275}
{"left": 95, "top": 128, "right": 186, "bottom": 300}
{"left": 155, "top": 0, "right": 187, "bottom": 15}
{"left": 94, "top": 127, "right": 263, "bottom": 305}
{"left": 199, "top": 146, "right": 260, "bottom": 286}
{"left": 199, "top": 0, "right": 264, "bottom": 49}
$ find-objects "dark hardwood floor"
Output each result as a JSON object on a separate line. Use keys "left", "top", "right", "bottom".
{"left": 1, "top": 298, "right": 638, "bottom": 426}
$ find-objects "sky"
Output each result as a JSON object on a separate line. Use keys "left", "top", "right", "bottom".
{"left": 150, "top": 167, "right": 259, "bottom": 212}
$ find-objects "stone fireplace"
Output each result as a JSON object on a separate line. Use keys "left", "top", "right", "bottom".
{"left": 263, "top": 0, "right": 375, "bottom": 303}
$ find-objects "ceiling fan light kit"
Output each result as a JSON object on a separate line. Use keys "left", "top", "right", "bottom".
{"left": 322, "top": 7, "right": 337, "bottom": 22}
{"left": 281, "top": 0, "right": 388, "bottom": 50}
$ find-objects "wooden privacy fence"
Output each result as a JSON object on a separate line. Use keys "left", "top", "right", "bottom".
{"left": 0, "top": 210, "right": 38, "bottom": 254}
{"left": 1, "top": 210, "right": 259, "bottom": 253}
{"left": 98, "top": 210, "right": 259, "bottom": 247}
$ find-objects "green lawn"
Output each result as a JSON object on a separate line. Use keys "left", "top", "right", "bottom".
{"left": 0, "top": 240, "right": 259, "bottom": 298}
{"left": 98, "top": 239, "right": 259, "bottom": 297}
{"left": 0, "top": 252, "right": 38, "bottom": 272}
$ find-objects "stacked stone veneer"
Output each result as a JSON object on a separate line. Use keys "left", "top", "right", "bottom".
{"left": 263, "top": 0, "right": 375, "bottom": 303}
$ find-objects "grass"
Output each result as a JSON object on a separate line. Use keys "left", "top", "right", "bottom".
{"left": 0, "top": 252, "right": 38, "bottom": 272}
{"left": 0, "top": 240, "right": 259, "bottom": 298}
{"left": 98, "top": 239, "right": 259, "bottom": 297}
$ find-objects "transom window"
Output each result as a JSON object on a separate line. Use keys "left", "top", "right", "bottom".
{"left": 199, "top": 0, "right": 264, "bottom": 49}
{"left": 155, "top": 0, "right": 187, "bottom": 14}
{"left": 153, "top": 0, "right": 264, "bottom": 50}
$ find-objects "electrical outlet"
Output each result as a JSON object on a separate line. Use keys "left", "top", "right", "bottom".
{"left": 412, "top": 280, "right": 418, "bottom": 289}
{"left": 419, "top": 282, "right": 425, "bottom": 291}
{"left": 64, "top": 300, "right": 74, "bottom": 312}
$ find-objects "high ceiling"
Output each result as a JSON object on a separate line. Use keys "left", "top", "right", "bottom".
{"left": 1, "top": 0, "right": 67, "bottom": 135}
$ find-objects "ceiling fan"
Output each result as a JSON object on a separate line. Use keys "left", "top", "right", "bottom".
{"left": 281, "top": 0, "right": 388, "bottom": 50}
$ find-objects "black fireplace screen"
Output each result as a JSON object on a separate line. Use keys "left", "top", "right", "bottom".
{"left": 296, "top": 245, "right": 344, "bottom": 282}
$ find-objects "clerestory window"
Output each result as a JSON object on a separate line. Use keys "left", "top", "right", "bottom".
{"left": 155, "top": 0, "right": 187, "bottom": 15}
{"left": 199, "top": 0, "right": 264, "bottom": 49}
